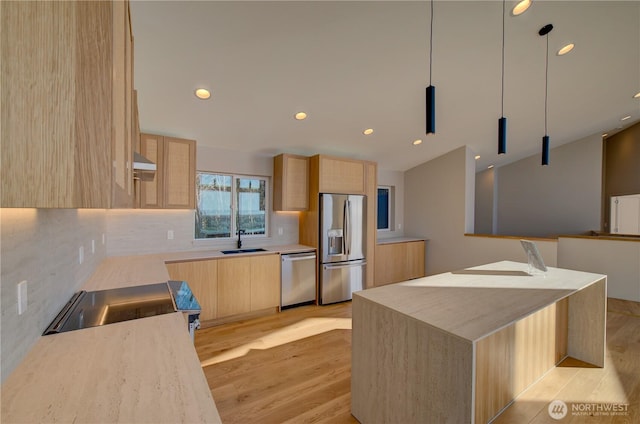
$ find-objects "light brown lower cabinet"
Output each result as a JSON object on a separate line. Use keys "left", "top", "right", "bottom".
{"left": 166, "top": 259, "right": 218, "bottom": 321}
{"left": 250, "top": 254, "right": 281, "bottom": 311}
{"left": 374, "top": 240, "right": 425, "bottom": 286}
{"left": 217, "top": 257, "right": 253, "bottom": 317}
{"left": 166, "top": 253, "right": 281, "bottom": 323}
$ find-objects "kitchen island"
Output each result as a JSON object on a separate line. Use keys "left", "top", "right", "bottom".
{"left": 351, "top": 261, "right": 606, "bottom": 424}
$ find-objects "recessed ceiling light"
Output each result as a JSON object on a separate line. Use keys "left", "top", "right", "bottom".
{"left": 363, "top": 128, "right": 374, "bottom": 135}
{"left": 633, "top": 91, "right": 640, "bottom": 99}
{"left": 195, "top": 88, "right": 211, "bottom": 100}
{"left": 294, "top": 112, "right": 307, "bottom": 120}
{"left": 621, "top": 115, "right": 631, "bottom": 121}
{"left": 488, "top": 165, "right": 495, "bottom": 169}
{"left": 413, "top": 139, "right": 423, "bottom": 146}
{"left": 512, "top": 0, "right": 531, "bottom": 16}
{"left": 557, "top": 43, "right": 575, "bottom": 56}
{"left": 475, "top": 155, "right": 481, "bottom": 160}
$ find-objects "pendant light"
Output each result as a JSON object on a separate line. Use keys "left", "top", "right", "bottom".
{"left": 498, "top": 0, "right": 507, "bottom": 154}
{"left": 426, "top": 0, "right": 435, "bottom": 134}
{"left": 539, "top": 24, "right": 553, "bottom": 166}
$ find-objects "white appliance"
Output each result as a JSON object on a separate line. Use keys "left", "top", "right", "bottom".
{"left": 610, "top": 194, "right": 640, "bottom": 235}
{"left": 319, "top": 193, "right": 366, "bottom": 304}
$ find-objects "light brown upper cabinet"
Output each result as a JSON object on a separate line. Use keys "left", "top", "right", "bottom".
{"left": 139, "top": 134, "right": 196, "bottom": 209}
{"left": 273, "top": 154, "right": 309, "bottom": 211}
{"left": 1, "top": 1, "right": 138, "bottom": 208}
{"left": 112, "top": 0, "right": 136, "bottom": 208}
{"left": 316, "top": 155, "right": 366, "bottom": 195}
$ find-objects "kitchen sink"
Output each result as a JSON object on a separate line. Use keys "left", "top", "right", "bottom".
{"left": 221, "top": 248, "right": 267, "bottom": 254}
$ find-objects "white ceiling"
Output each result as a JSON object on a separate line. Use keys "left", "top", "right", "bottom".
{"left": 130, "top": 1, "right": 640, "bottom": 172}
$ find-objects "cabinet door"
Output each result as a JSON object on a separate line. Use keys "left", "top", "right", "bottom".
{"left": 111, "top": 0, "right": 134, "bottom": 208}
{"left": 218, "top": 257, "right": 252, "bottom": 317}
{"left": 273, "top": 154, "right": 309, "bottom": 211}
{"left": 250, "top": 254, "right": 281, "bottom": 311}
{"left": 364, "top": 161, "right": 377, "bottom": 288}
{"left": 405, "top": 241, "right": 425, "bottom": 280}
{"left": 163, "top": 137, "right": 196, "bottom": 209}
{"left": 319, "top": 156, "right": 365, "bottom": 194}
{"left": 1, "top": 1, "right": 112, "bottom": 208}
{"left": 139, "top": 133, "right": 164, "bottom": 208}
{"left": 166, "top": 260, "right": 218, "bottom": 321}
{"left": 374, "top": 243, "right": 407, "bottom": 286}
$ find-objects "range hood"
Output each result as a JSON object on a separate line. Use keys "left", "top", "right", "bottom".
{"left": 133, "top": 152, "right": 156, "bottom": 181}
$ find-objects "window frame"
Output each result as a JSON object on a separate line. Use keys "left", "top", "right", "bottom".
{"left": 195, "top": 171, "right": 270, "bottom": 240}
{"left": 377, "top": 185, "right": 392, "bottom": 232}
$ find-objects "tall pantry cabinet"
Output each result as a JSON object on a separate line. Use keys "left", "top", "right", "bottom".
{"left": 0, "top": 0, "right": 138, "bottom": 208}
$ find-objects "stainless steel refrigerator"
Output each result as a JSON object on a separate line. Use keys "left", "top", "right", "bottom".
{"left": 319, "top": 193, "right": 366, "bottom": 304}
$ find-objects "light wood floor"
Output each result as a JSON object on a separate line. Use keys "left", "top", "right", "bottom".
{"left": 194, "top": 298, "right": 640, "bottom": 424}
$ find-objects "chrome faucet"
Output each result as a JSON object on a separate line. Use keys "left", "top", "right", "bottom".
{"left": 237, "top": 229, "right": 245, "bottom": 249}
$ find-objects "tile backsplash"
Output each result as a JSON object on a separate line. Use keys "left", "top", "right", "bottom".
{"left": 106, "top": 209, "right": 299, "bottom": 256}
{"left": 0, "top": 208, "right": 106, "bottom": 383}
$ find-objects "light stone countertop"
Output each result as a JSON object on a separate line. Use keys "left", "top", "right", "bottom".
{"left": 1, "top": 243, "right": 314, "bottom": 423}
{"left": 376, "top": 236, "right": 427, "bottom": 245}
{"left": 1, "top": 312, "right": 221, "bottom": 423}
{"left": 84, "top": 243, "right": 315, "bottom": 291}
{"left": 355, "top": 260, "right": 606, "bottom": 342}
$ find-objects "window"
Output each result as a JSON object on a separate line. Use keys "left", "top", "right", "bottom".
{"left": 195, "top": 172, "right": 268, "bottom": 239}
{"left": 377, "top": 186, "right": 391, "bottom": 231}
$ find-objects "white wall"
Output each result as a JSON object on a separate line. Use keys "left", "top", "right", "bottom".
{"left": 558, "top": 237, "right": 640, "bottom": 302}
{"left": 495, "top": 133, "right": 602, "bottom": 237}
{"left": 474, "top": 168, "right": 495, "bottom": 234}
{"left": 404, "top": 146, "right": 557, "bottom": 276}
{"left": 197, "top": 144, "right": 273, "bottom": 176}
{"left": 0, "top": 209, "right": 107, "bottom": 382}
{"left": 106, "top": 209, "right": 298, "bottom": 256}
{"left": 404, "top": 146, "right": 472, "bottom": 275}
{"left": 377, "top": 168, "right": 404, "bottom": 240}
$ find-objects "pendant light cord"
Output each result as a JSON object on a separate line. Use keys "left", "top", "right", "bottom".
{"left": 501, "top": 0, "right": 505, "bottom": 117}
{"left": 429, "top": 0, "right": 433, "bottom": 85}
{"left": 544, "top": 33, "right": 549, "bottom": 136}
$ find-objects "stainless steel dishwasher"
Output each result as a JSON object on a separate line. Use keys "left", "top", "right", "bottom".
{"left": 281, "top": 251, "right": 317, "bottom": 309}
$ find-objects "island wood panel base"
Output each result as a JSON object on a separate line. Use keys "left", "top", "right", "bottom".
{"left": 351, "top": 296, "right": 474, "bottom": 424}
{"left": 352, "top": 276, "right": 606, "bottom": 424}
{"left": 567, "top": 277, "right": 607, "bottom": 367}
{"left": 475, "top": 299, "right": 569, "bottom": 424}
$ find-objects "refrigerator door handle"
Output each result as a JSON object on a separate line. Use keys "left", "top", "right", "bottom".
{"left": 343, "top": 200, "right": 349, "bottom": 255}
{"left": 345, "top": 200, "right": 351, "bottom": 255}
{"left": 323, "top": 260, "right": 367, "bottom": 270}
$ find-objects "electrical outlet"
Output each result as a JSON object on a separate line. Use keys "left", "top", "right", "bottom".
{"left": 167, "top": 230, "right": 174, "bottom": 240}
{"left": 102, "top": 233, "right": 106, "bottom": 245}
{"left": 278, "top": 227, "right": 283, "bottom": 236}
{"left": 79, "top": 246, "right": 84, "bottom": 265}
{"left": 398, "top": 223, "right": 402, "bottom": 230}
{"left": 91, "top": 239, "right": 96, "bottom": 254}
{"left": 18, "top": 280, "right": 28, "bottom": 315}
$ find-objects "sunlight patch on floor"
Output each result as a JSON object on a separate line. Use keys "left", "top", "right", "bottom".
{"left": 509, "top": 346, "right": 629, "bottom": 406}
{"left": 200, "top": 317, "right": 352, "bottom": 367}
